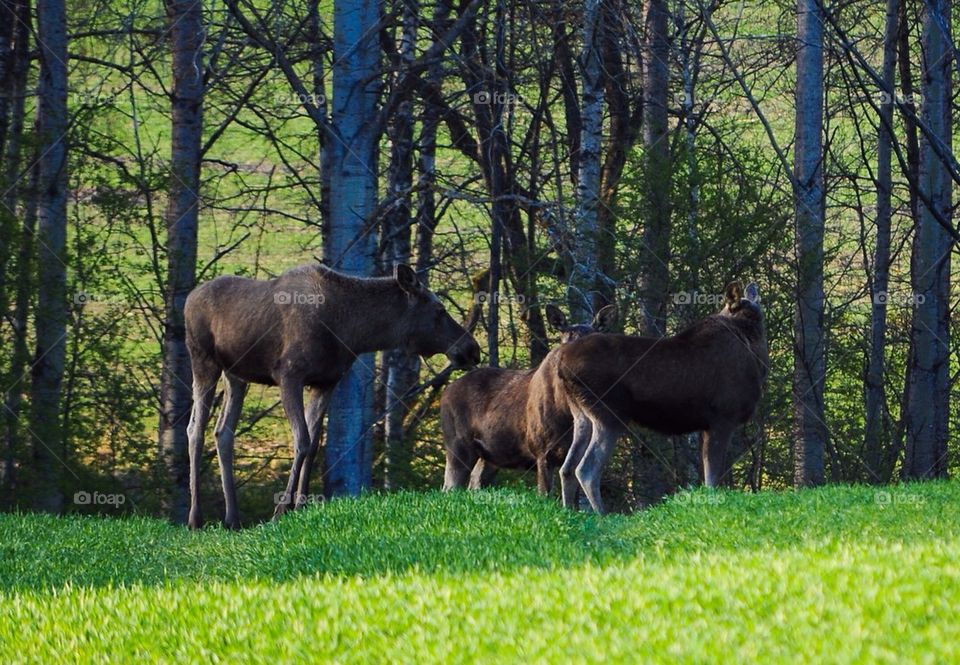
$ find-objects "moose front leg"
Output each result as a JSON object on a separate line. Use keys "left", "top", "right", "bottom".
{"left": 702, "top": 423, "right": 734, "bottom": 488}
{"left": 274, "top": 377, "right": 310, "bottom": 519}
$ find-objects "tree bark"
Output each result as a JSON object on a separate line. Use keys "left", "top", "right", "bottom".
{"left": 3, "top": 151, "right": 37, "bottom": 507}
{"left": 639, "top": 0, "right": 670, "bottom": 337}
{"left": 309, "top": 0, "right": 331, "bottom": 237}
{"left": 903, "top": 0, "right": 951, "bottom": 480}
{"left": 793, "top": 0, "right": 827, "bottom": 487}
{"left": 382, "top": 0, "right": 420, "bottom": 490}
{"left": 323, "top": 0, "right": 381, "bottom": 497}
{"left": 863, "top": 0, "right": 898, "bottom": 483}
{"left": 633, "top": 0, "right": 674, "bottom": 505}
{"left": 896, "top": 0, "right": 920, "bottom": 223}
{"left": 413, "top": 0, "right": 450, "bottom": 281}
{"left": 597, "top": 0, "right": 643, "bottom": 305}
{"left": 158, "top": 0, "right": 205, "bottom": 523}
{"left": 0, "top": 0, "right": 31, "bottom": 499}
{"left": 0, "top": 0, "right": 15, "bottom": 160}
{"left": 29, "top": 0, "right": 69, "bottom": 512}
{"left": 569, "top": 0, "right": 603, "bottom": 322}
{"left": 552, "top": 0, "right": 581, "bottom": 185}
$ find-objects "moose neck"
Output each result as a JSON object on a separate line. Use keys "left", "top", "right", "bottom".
{"left": 327, "top": 277, "right": 414, "bottom": 354}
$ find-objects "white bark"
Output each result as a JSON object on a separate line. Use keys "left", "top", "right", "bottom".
{"left": 569, "top": 0, "right": 603, "bottom": 323}
{"left": 324, "top": 0, "right": 382, "bottom": 496}
{"left": 158, "top": 0, "right": 205, "bottom": 522}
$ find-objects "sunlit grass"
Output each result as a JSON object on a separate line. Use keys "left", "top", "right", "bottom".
{"left": 1, "top": 483, "right": 957, "bottom": 662}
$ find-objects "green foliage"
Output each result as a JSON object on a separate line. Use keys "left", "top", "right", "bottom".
{"left": 1, "top": 483, "right": 958, "bottom": 661}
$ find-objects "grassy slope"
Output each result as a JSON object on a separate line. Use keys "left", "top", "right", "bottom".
{"left": 0, "top": 483, "right": 958, "bottom": 663}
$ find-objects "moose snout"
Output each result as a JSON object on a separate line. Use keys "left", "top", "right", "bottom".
{"left": 449, "top": 337, "right": 481, "bottom": 368}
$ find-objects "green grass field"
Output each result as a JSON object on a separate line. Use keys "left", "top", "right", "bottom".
{"left": 1, "top": 483, "right": 957, "bottom": 663}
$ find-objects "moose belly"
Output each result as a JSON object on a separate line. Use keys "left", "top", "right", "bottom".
{"left": 215, "top": 349, "right": 277, "bottom": 386}
{"left": 475, "top": 431, "right": 535, "bottom": 470}
{"left": 594, "top": 387, "right": 709, "bottom": 435}
{"left": 630, "top": 401, "right": 710, "bottom": 435}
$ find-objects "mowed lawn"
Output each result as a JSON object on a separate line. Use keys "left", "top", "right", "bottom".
{"left": 1, "top": 483, "right": 958, "bottom": 663}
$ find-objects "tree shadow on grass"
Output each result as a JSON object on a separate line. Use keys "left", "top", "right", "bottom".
{"left": 0, "top": 482, "right": 956, "bottom": 592}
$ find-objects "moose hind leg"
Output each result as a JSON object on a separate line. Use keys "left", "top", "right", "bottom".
{"left": 443, "top": 444, "right": 477, "bottom": 490}
{"left": 296, "top": 387, "right": 331, "bottom": 506}
{"left": 274, "top": 377, "right": 309, "bottom": 519}
{"left": 468, "top": 458, "right": 498, "bottom": 489}
{"left": 187, "top": 363, "right": 219, "bottom": 530}
{"left": 215, "top": 374, "right": 247, "bottom": 529}
{"left": 560, "top": 413, "right": 592, "bottom": 510}
{"left": 575, "top": 419, "right": 621, "bottom": 515}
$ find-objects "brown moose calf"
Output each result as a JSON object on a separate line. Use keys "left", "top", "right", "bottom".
{"left": 441, "top": 304, "right": 616, "bottom": 493}
{"left": 555, "top": 282, "right": 767, "bottom": 513}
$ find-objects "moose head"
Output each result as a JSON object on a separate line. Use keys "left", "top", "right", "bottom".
{"left": 545, "top": 303, "right": 618, "bottom": 344}
{"left": 395, "top": 264, "right": 481, "bottom": 368}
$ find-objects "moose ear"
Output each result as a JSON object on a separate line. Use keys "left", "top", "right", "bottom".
{"left": 592, "top": 304, "right": 618, "bottom": 332}
{"left": 545, "top": 304, "right": 567, "bottom": 331}
{"left": 395, "top": 264, "right": 421, "bottom": 294}
{"left": 745, "top": 282, "right": 760, "bottom": 303}
{"left": 724, "top": 281, "right": 744, "bottom": 306}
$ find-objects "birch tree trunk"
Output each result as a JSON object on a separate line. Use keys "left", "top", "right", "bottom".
{"left": 676, "top": 0, "right": 703, "bottom": 488}
{"left": 568, "top": 0, "right": 603, "bottom": 323}
{"left": 903, "top": 0, "right": 951, "bottom": 480}
{"left": 323, "top": 0, "right": 381, "bottom": 497}
{"left": 639, "top": 0, "right": 671, "bottom": 337}
{"left": 792, "top": 0, "right": 826, "bottom": 487}
{"left": 29, "top": 0, "right": 69, "bottom": 512}
{"left": 158, "top": 0, "right": 205, "bottom": 522}
{"left": 597, "top": 0, "right": 642, "bottom": 307}
{"left": 382, "top": 0, "right": 419, "bottom": 490}
{"left": 863, "top": 0, "right": 898, "bottom": 482}
{"left": 635, "top": 0, "right": 674, "bottom": 506}
{"left": 892, "top": 0, "right": 920, "bottom": 469}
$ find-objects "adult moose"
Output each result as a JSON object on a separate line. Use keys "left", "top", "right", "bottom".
{"left": 441, "top": 304, "right": 617, "bottom": 492}
{"left": 555, "top": 282, "right": 767, "bottom": 513}
{"left": 184, "top": 263, "right": 481, "bottom": 529}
